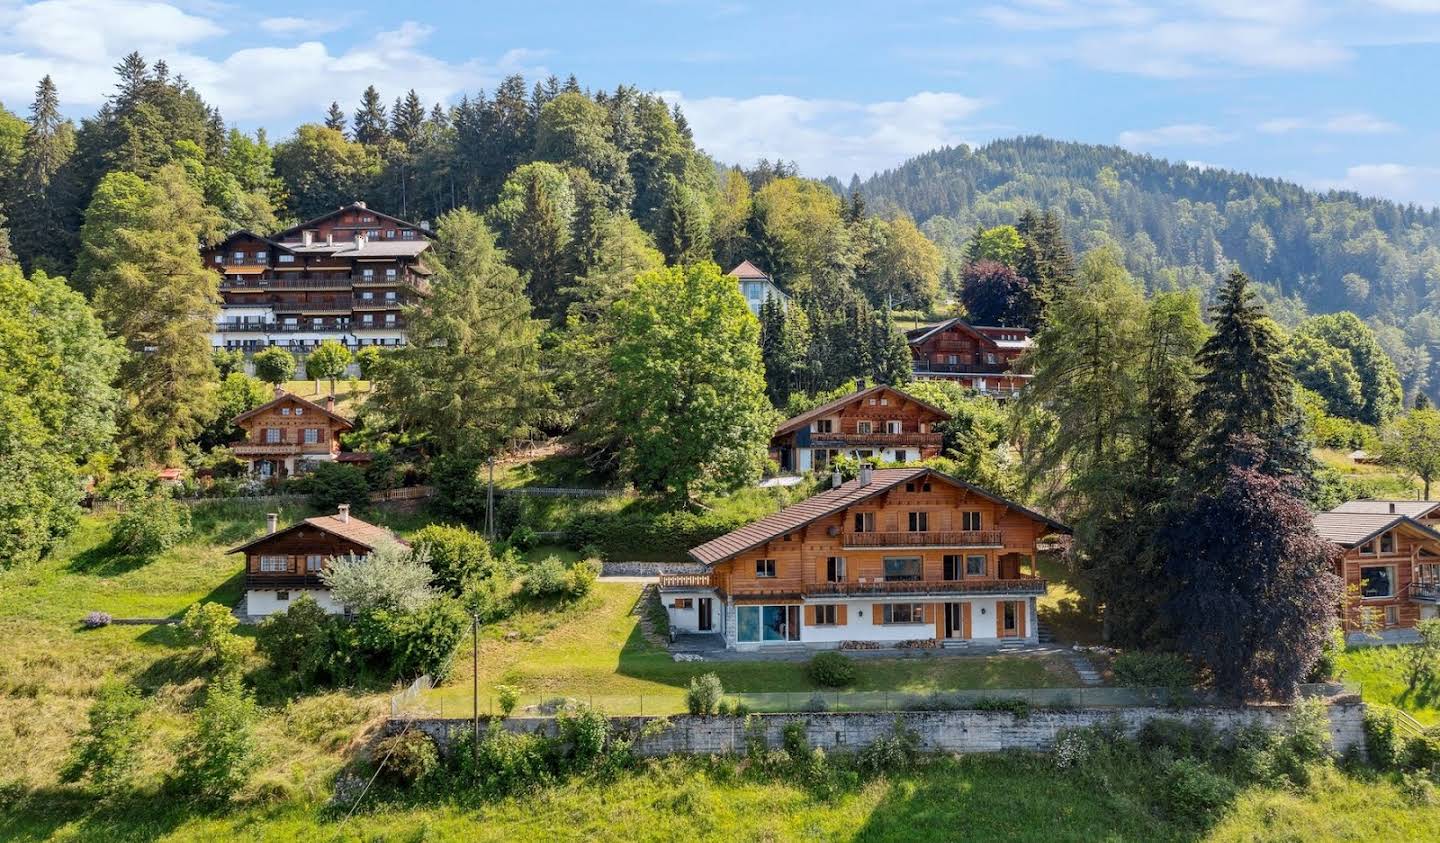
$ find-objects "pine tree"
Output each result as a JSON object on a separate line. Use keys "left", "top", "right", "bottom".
{"left": 1417, "top": 392, "right": 1433, "bottom": 411}
{"left": 657, "top": 174, "right": 711, "bottom": 265}
{"left": 1016, "top": 208, "right": 1077, "bottom": 327}
{"left": 112, "top": 52, "right": 149, "bottom": 106}
{"left": 871, "top": 308, "right": 913, "bottom": 386}
{"left": 352, "top": 85, "right": 388, "bottom": 145}
{"left": 9, "top": 76, "right": 78, "bottom": 275}
{"left": 505, "top": 165, "right": 571, "bottom": 319}
{"left": 324, "top": 101, "right": 347, "bottom": 133}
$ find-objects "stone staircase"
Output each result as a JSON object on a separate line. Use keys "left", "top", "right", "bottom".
{"left": 1036, "top": 619, "right": 1055, "bottom": 643}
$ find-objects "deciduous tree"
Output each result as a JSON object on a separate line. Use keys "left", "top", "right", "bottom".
{"left": 1381, "top": 408, "right": 1440, "bottom": 499}
{"left": 252, "top": 346, "right": 296, "bottom": 387}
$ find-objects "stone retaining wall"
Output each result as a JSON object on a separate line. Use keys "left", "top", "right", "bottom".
{"left": 601, "top": 561, "right": 706, "bottom": 577}
{"left": 392, "top": 702, "right": 1367, "bottom": 758}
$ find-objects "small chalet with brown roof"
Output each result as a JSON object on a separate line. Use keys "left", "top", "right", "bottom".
{"left": 228, "top": 504, "right": 405, "bottom": 617}
{"left": 728, "top": 260, "right": 789, "bottom": 315}
{"left": 660, "top": 465, "right": 1068, "bottom": 650}
{"left": 1315, "top": 503, "right": 1440, "bottom": 643}
{"left": 771, "top": 384, "right": 950, "bottom": 473}
{"left": 231, "top": 389, "right": 357, "bottom": 479}
{"left": 906, "top": 318, "right": 1032, "bottom": 399}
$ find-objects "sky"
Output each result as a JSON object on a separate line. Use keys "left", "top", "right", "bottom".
{"left": 3, "top": 0, "right": 1440, "bottom": 206}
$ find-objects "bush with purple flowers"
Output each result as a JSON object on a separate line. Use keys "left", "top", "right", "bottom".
{"left": 83, "top": 611, "right": 113, "bottom": 629}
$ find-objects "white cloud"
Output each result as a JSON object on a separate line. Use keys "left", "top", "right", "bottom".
{"left": 0, "top": 2, "right": 546, "bottom": 123}
{"left": 1320, "top": 163, "right": 1440, "bottom": 208}
{"left": 1259, "top": 112, "right": 1399, "bottom": 134}
{"left": 259, "top": 16, "right": 345, "bottom": 36}
{"left": 666, "top": 90, "right": 985, "bottom": 179}
{"left": 1117, "top": 123, "right": 1235, "bottom": 148}
{"left": 1371, "top": 0, "right": 1440, "bottom": 11}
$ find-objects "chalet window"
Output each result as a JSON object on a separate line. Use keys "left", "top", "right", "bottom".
{"left": 966, "top": 555, "right": 986, "bottom": 577}
{"left": 962, "top": 511, "right": 982, "bottom": 531}
{"left": 362, "top": 269, "right": 375, "bottom": 280}
{"left": 362, "top": 315, "right": 375, "bottom": 325}
{"left": 256, "top": 252, "right": 268, "bottom": 264}
{"left": 385, "top": 291, "right": 397, "bottom": 301}
{"left": 755, "top": 559, "right": 777, "bottom": 578}
{"left": 880, "top": 398, "right": 889, "bottom": 406}
{"left": 853, "top": 512, "right": 875, "bottom": 532}
{"left": 943, "top": 555, "right": 963, "bottom": 581}
{"left": 385, "top": 229, "right": 396, "bottom": 239}
{"left": 362, "top": 215, "right": 375, "bottom": 222}
{"left": 883, "top": 557, "right": 922, "bottom": 581}
{"left": 264, "top": 428, "right": 281, "bottom": 444}
{"left": 737, "top": 605, "right": 800, "bottom": 642}
{"left": 385, "top": 314, "right": 397, "bottom": 325}
{"left": 281, "top": 407, "right": 291, "bottom": 416}
{"left": 276, "top": 592, "right": 290, "bottom": 601}
{"left": 815, "top": 604, "right": 838, "bottom": 625}
{"left": 214, "top": 255, "right": 223, "bottom": 263}
{"left": 304, "top": 429, "right": 319, "bottom": 444}
{"left": 672, "top": 598, "right": 693, "bottom": 610}
{"left": 908, "top": 512, "right": 929, "bottom": 532}
{"left": 826, "top": 556, "right": 846, "bottom": 582}
{"left": 947, "top": 354, "right": 958, "bottom": 365}
{"left": 893, "top": 451, "right": 907, "bottom": 464}
{"left": 402, "top": 229, "right": 416, "bottom": 239}
{"left": 386, "top": 268, "right": 398, "bottom": 279}
{"left": 882, "top": 603, "right": 924, "bottom": 624}
{"left": 1381, "top": 531, "right": 1395, "bottom": 554}
{"left": 986, "top": 353, "right": 996, "bottom": 364}
{"left": 886, "top": 420, "right": 902, "bottom": 434}
{"left": 857, "top": 421, "right": 873, "bottom": 434}
{"left": 294, "top": 407, "right": 303, "bottom": 416}
{"left": 1385, "top": 605, "right": 1400, "bottom": 626}
{"left": 1361, "top": 566, "right": 1394, "bottom": 598}
{"left": 233, "top": 251, "right": 245, "bottom": 262}
{"left": 259, "top": 555, "right": 287, "bottom": 572}
{"left": 922, "top": 482, "right": 931, "bottom": 492}
{"left": 306, "top": 554, "right": 325, "bottom": 572}
{"left": 813, "top": 419, "right": 833, "bottom": 434}
{"left": 368, "top": 229, "right": 381, "bottom": 238}
{"left": 278, "top": 254, "right": 295, "bottom": 263}
{"left": 1359, "top": 540, "right": 1375, "bottom": 554}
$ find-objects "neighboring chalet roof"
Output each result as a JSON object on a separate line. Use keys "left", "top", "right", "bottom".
{"left": 210, "top": 229, "right": 297, "bottom": 253}
{"left": 286, "top": 240, "right": 431, "bottom": 258}
{"left": 227, "top": 512, "right": 407, "bottom": 555}
{"left": 906, "top": 318, "right": 1030, "bottom": 347}
{"left": 1312, "top": 511, "right": 1440, "bottom": 548}
{"left": 231, "top": 391, "right": 354, "bottom": 430}
{"left": 273, "top": 201, "right": 437, "bottom": 240}
{"left": 688, "top": 467, "right": 1069, "bottom": 566}
{"left": 1330, "top": 500, "right": 1440, "bottom": 519}
{"left": 773, "top": 385, "right": 952, "bottom": 437}
{"left": 727, "top": 260, "right": 772, "bottom": 280}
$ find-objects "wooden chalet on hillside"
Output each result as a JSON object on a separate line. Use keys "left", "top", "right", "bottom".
{"left": 660, "top": 465, "right": 1067, "bottom": 650}
{"left": 231, "top": 389, "right": 365, "bottom": 479}
{"left": 1316, "top": 502, "right": 1440, "bottom": 643}
{"left": 906, "top": 318, "right": 1031, "bottom": 399}
{"left": 770, "top": 384, "right": 949, "bottom": 473}
{"left": 203, "top": 201, "right": 435, "bottom": 353}
{"left": 228, "top": 504, "right": 406, "bottom": 617}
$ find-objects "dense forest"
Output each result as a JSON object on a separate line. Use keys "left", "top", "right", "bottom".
{"left": 850, "top": 136, "right": 1440, "bottom": 401}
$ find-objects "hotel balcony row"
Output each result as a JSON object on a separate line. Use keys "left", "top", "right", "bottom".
{"left": 911, "top": 360, "right": 1024, "bottom": 376}
{"left": 658, "top": 573, "right": 1046, "bottom": 599}
{"left": 214, "top": 320, "right": 406, "bottom": 332}
{"left": 808, "top": 431, "right": 943, "bottom": 448}
{"left": 220, "top": 276, "right": 426, "bottom": 291}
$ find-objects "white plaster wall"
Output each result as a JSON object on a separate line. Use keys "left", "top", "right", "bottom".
{"left": 801, "top": 601, "right": 932, "bottom": 644}
{"left": 246, "top": 588, "right": 343, "bottom": 617}
{"left": 663, "top": 590, "right": 718, "bottom": 633}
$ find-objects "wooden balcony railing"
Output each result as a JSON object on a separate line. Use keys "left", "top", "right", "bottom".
{"left": 273, "top": 297, "right": 354, "bottom": 313}
{"left": 842, "top": 530, "right": 1004, "bottom": 548}
{"left": 1409, "top": 582, "right": 1440, "bottom": 603}
{"left": 806, "top": 578, "right": 1046, "bottom": 597}
{"left": 912, "top": 360, "right": 1018, "bottom": 375}
{"left": 245, "top": 573, "right": 328, "bottom": 589}
{"left": 659, "top": 573, "right": 714, "bottom": 590}
{"left": 810, "top": 432, "right": 943, "bottom": 447}
{"left": 221, "top": 277, "right": 354, "bottom": 290}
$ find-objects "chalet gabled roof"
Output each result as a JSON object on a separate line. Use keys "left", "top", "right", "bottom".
{"left": 774, "top": 385, "right": 952, "bottom": 437}
{"left": 227, "top": 512, "right": 407, "bottom": 555}
{"left": 1312, "top": 511, "right": 1440, "bottom": 548}
{"left": 688, "top": 467, "right": 1069, "bottom": 566}
{"left": 906, "top": 317, "right": 991, "bottom": 346}
{"left": 727, "top": 260, "right": 771, "bottom": 281}
{"left": 210, "top": 229, "right": 297, "bottom": 253}
{"left": 232, "top": 391, "right": 354, "bottom": 430}
{"left": 274, "top": 202, "right": 437, "bottom": 240}
{"left": 1330, "top": 500, "right": 1440, "bottom": 519}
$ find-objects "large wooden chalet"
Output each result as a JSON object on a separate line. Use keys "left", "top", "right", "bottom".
{"left": 770, "top": 384, "right": 949, "bottom": 473}
{"left": 228, "top": 505, "right": 405, "bottom": 617}
{"left": 231, "top": 389, "right": 365, "bottom": 479}
{"left": 907, "top": 318, "right": 1031, "bottom": 398}
{"left": 660, "top": 466, "right": 1068, "bottom": 650}
{"left": 203, "top": 201, "right": 435, "bottom": 353}
{"left": 1316, "top": 502, "right": 1440, "bottom": 643}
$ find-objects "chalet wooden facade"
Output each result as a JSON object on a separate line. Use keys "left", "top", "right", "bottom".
{"left": 770, "top": 385, "right": 950, "bottom": 473}
{"left": 203, "top": 201, "right": 434, "bottom": 353}
{"left": 231, "top": 390, "right": 356, "bottom": 479}
{"left": 661, "top": 466, "right": 1068, "bottom": 650}
{"left": 906, "top": 318, "right": 1031, "bottom": 399}
{"left": 227, "top": 505, "right": 405, "bottom": 617}
{"left": 1315, "top": 505, "right": 1440, "bottom": 643}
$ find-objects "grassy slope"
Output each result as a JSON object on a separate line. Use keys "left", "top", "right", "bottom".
{"left": 1339, "top": 645, "right": 1440, "bottom": 725}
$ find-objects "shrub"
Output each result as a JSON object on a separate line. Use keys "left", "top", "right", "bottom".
{"left": 59, "top": 682, "right": 146, "bottom": 795}
{"left": 1139, "top": 718, "right": 1221, "bottom": 762}
{"left": 82, "top": 611, "right": 112, "bottom": 629}
{"left": 1364, "top": 708, "right": 1404, "bottom": 770}
{"left": 495, "top": 684, "right": 521, "bottom": 717}
{"left": 410, "top": 524, "right": 501, "bottom": 594}
{"left": 508, "top": 525, "right": 539, "bottom": 551}
{"left": 970, "top": 697, "right": 1031, "bottom": 718}
{"left": 353, "top": 599, "right": 469, "bottom": 682}
{"left": 716, "top": 699, "right": 733, "bottom": 716}
{"left": 808, "top": 652, "right": 857, "bottom": 688}
{"left": 172, "top": 678, "right": 262, "bottom": 802}
{"left": 686, "top": 673, "right": 723, "bottom": 715}
{"left": 112, "top": 494, "right": 190, "bottom": 555}
{"left": 323, "top": 541, "right": 438, "bottom": 615}
{"left": 373, "top": 731, "right": 440, "bottom": 787}
{"left": 463, "top": 569, "right": 515, "bottom": 623}
{"left": 557, "top": 704, "right": 610, "bottom": 768}
{"left": 181, "top": 601, "right": 245, "bottom": 676}
{"left": 1400, "top": 771, "right": 1438, "bottom": 806}
{"left": 1159, "top": 758, "right": 1235, "bottom": 825}
{"left": 255, "top": 596, "right": 333, "bottom": 689}
{"left": 523, "top": 556, "right": 570, "bottom": 598}
{"left": 302, "top": 462, "right": 369, "bottom": 515}
{"left": 1112, "top": 651, "right": 1194, "bottom": 692}
{"left": 1403, "top": 734, "right": 1440, "bottom": 772}
{"left": 856, "top": 720, "right": 921, "bottom": 777}
{"left": 1308, "top": 624, "right": 1346, "bottom": 682}
{"left": 565, "top": 558, "right": 601, "bottom": 598}
{"left": 453, "top": 721, "right": 554, "bottom": 796}
{"left": 431, "top": 452, "right": 487, "bottom": 522}
{"left": 1267, "top": 698, "right": 1332, "bottom": 786}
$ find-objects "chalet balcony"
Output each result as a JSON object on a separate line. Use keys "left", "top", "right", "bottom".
{"left": 272, "top": 298, "right": 354, "bottom": 314}
{"left": 912, "top": 360, "right": 1018, "bottom": 375}
{"left": 352, "top": 300, "right": 404, "bottom": 311}
{"left": 659, "top": 573, "right": 715, "bottom": 591}
{"left": 352, "top": 320, "right": 406, "bottom": 331}
{"left": 215, "top": 321, "right": 354, "bottom": 333}
{"left": 810, "top": 431, "right": 943, "bottom": 448}
{"left": 1410, "top": 582, "right": 1440, "bottom": 603}
{"left": 842, "top": 530, "right": 1004, "bottom": 549}
{"left": 245, "top": 573, "right": 328, "bottom": 590}
{"left": 220, "top": 277, "right": 353, "bottom": 291}
{"left": 806, "top": 577, "right": 1046, "bottom": 598}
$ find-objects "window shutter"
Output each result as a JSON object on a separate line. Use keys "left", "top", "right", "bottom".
{"left": 995, "top": 603, "right": 1003, "bottom": 637}
{"left": 922, "top": 603, "right": 934, "bottom": 624}
{"left": 961, "top": 603, "right": 972, "bottom": 639}
{"left": 873, "top": 604, "right": 884, "bottom": 625}
{"left": 806, "top": 605, "right": 817, "bottom": 626}
{"left": 837, "top": 605, "right": 848, "bottom": 626}
{"left": 1018, "top": 600, "right": 1028, "bottom": 639}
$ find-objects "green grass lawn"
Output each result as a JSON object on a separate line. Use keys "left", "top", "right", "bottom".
{"left": 1035, "top": 553, "right": 1103, "bottom": 645}
{"left": 1338, "top": 645, "right": 1440, "bottom": 725}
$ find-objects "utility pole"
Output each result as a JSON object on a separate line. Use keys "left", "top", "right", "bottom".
{"left": 472, "top": 612, "right": 480, "bottom": 764}
{"left": 485, "top": 458, "right": 495, "bottom": 541}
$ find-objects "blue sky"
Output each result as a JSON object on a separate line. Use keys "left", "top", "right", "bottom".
{"left": 3, "top": 0, "right": 1440, "bottom": 205}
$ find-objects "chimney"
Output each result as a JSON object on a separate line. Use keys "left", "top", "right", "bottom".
{"left": 420, "top": 220, "right": 431, "bottom": 232}
{"left": 326, "top": 231, "right": 334, "bottom": 246}
{"left": 858, "top": 463, "right": 873, "bottom": 486}
{"left": 302, "top": 229, "right": 313, "bottom": 246}
{"left": 326, "top": 394, "right": 336, "bottom": 413}
{"left": 831, "top": 468, "right": 843, "bottom": 489}
{"left": 354, "top": 231, "right": 366, "bottom": 248}
{"left": 855, "top": 378, "right": 866, "bottom": 392}
{"left": 355, "top": 200, "right": 367, "bottom": 209}
{"left": 337, "top": 504, "right": 350, "bottom": 523}
{"left": 1390, "top": 502, "right": 1397, "bottom": 514}
{"left": 266, "top": 512, "right": 278, "bottom": 534}
{"left": 273, "top": 385, "right": 285, "bottom": 399}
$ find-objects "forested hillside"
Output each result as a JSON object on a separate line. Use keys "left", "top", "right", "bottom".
{"left": 853, "top": 136, "right": 1440, "bottom": 400}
